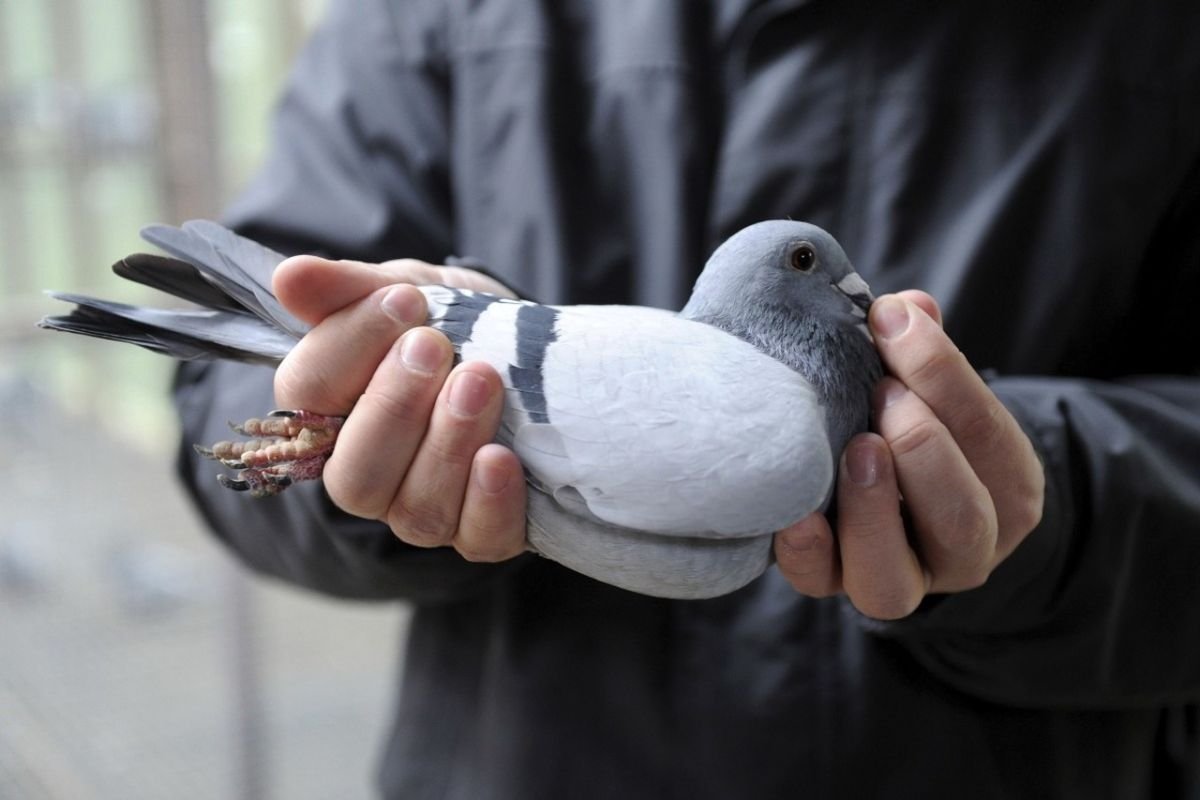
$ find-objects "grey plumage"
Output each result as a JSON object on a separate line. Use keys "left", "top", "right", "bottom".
{"left": 40, "top": 220, "right": 882, "bottom": 599}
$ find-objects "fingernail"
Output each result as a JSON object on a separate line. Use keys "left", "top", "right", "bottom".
{"left": 400, "top": 330, "right": 443, "bottom": 374}
{"left": 872, "top": 296, "right": 910, "bottom": 340}
{"left": 475, "top": 457, "right": 510, "bottom": 494}
{"left": 448, "top": 371, "right": 490, "bottom": 417}
{"left": 382, "top": 285, "right": 425, "bottom": 325}
{"left": 845, "top": 441, "right": 880, "bottom": 487}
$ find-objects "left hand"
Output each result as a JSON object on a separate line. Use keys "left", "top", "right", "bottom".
{"left": 272, "top": 255, "right": 529, "bottom": 563}
{"left": 773, "top": 291, "right": 1045, "bottom": 620}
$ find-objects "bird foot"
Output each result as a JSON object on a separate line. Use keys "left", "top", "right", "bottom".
{"left": 194, "top": 410, "right": 344, "bottom": 498}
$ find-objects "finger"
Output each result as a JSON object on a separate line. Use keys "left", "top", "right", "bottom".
{"left": 836, "top": 434, "right": 928, "bottom": 620}
{"left": 386, "top": 361, "right": 506, "bottom": 548}
{"left": 869, "top": 295, "right": 1043, "bottom": 553}
{"left": 380, "top": 259, "right": 519, "bottom": 298}
{"left": 321, "top": 327, "right": 454, "bottom": 520}
{"left": 873, "top": 378, "right": 998, "bottom": 592}
{"left": 774, "top": 513, "right": 842, "bottom": 597}
{"left": 274, "top": 283, "right": 429, "bottom": 414}
{"left": 894, "top": 289, "right": 942, "bottom": 327}
{"left": 453, "top": 444, "right": 529, "bottom": 562}
{"left": 274, "top": 256, "right": 430, "bottom": 323}
{"left": 275, "top": 255, "right": 516, "bottom": 324}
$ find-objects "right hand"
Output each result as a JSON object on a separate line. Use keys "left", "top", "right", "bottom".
{"left": 271, "top": 255, "right": 529, "bottom": 562}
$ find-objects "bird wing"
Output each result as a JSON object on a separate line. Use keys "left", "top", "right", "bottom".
{"left": 422, "top": 287, "right": 834, "bottom": 539}
{"left": 140, "top": 220, "right": 309, "bottom": 338}
{"left": 112, "top": 253, "right": 247, "bottom": 314}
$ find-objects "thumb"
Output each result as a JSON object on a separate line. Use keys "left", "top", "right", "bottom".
{"left": 273, "top": 256, "right": 410, "bottom": 324}
{"left": 273, "top": 255, "right": 515, "bottom": 325}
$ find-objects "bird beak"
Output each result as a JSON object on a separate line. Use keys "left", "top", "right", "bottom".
{"left": 834, "top": 273, "right": 874, "bottom": 318}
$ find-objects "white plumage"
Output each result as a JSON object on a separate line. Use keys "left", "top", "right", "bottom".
{"left": 446, "top": 299, "right": 833, "bottom": 537}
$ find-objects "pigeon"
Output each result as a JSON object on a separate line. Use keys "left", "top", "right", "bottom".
{"left": 40, "top": 220, "right": 882, "bottom": 599}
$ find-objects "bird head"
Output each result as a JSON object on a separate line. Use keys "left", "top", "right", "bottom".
{"left": 683, "top": 220, "right": 874, "bottom": 334}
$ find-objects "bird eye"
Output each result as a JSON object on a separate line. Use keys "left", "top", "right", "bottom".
{"left": 789, "top": 243, "right": 817, "bottom": 273}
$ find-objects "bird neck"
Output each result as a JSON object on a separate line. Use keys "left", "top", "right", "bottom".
{"left": 688, "top": 308, "right": 883, "bottom": 461}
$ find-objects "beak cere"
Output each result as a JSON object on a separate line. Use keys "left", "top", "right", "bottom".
{"left": 835, "top": 273, "right": 874, "bottom": 318}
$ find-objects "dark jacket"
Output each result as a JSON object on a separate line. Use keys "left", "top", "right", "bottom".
{"left": 174, "top": 1, "right": 1200, "bottom": 797}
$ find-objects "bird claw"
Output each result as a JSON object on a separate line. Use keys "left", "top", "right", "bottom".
{"left": 196, "top": 410, "right": 343, "bottom": 497}
{"left": 217, "top": 471, "right": 294, "bottom": 497}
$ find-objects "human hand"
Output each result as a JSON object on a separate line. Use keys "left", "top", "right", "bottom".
{"left": 271, "top": 255, "right": 528, "bottom": 562}
{"left": 773, "top": 291, "right": 1045, "bottom": 620}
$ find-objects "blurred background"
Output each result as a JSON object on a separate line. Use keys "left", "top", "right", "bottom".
{"left": 1, "top": 2, "right": 410, "bottom": 797}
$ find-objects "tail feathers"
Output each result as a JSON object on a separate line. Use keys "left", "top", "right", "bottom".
{"left": 40, "top": 220, "right": 313, "bottom": 365}
{"left": 140, "top": 220, "right": 308, "bottom": 338}
{"left": 113, "top": 253, "right": 245, "bottom": 314}
{"left": 40, "top": 292, "right": 294, "bottom": 365}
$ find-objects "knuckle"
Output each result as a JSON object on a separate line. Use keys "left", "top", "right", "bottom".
{"left": 1021, "top": 463, "right": 1047, "bottom": 520}
{"left": 383, "top": 258, "right": 439, "bottom": 284}
{"left": 775, "top": 532, "right": 836, "bottom": 576}
{"left": 440, "top": 266, "right": 482, "bottom": 289}
{"left": 1003, "top": 487, "right": 1045, "bottom": 539}
{"left": 454, "top": 536, "right": 522, "bottom": 563}
{"left": 456, "top": 496, "right": 527, "bottom": 563}
{"left": 937, "top": 564, "right": 991, "bottom": 593}
{"left": 886, "top": 417, "right": 946, "bottom": 461}
{"left": 902, "top": 346, "right": 967, "bottom": 393}
{"left": 787, "top": 570, "right": 841, "bottom": 598}
{"left": 323, "top": 468, "right": 388, "bottom": 521}
{"left": 388, "top": 497, "right": 455, "bottom": 547}
{"left": 776, "top": 530, "right": 834, "bottom": 562}
{"left": 272, "top": 361, "right": 303, "bottom": 407}
{"left": 1021, "top": 488, "right": 1046, "bottom": 531}
{"left": 360, "top": 378, "right": 435, "bottom": 429}
{"left": 420, "top": 428, "right": 480, "bottom": 471}
{"left": 839, "top": 513, "right": 899, "bottom": 547}
{"left": 808, "top": 582, "right": 842, "bottom": 599}
{"left": 274, "top": 356, "right": 340, "bottom": 411}
{"left": 927, "top": 503, "right": 997, "bottom": 592}
{"left": 854, "top": 587, "right": 923, "bottom": 621}
{"left": 953, "top": 495, "right": 997, "bottom": 546}
{"left": 959, "top": 566, "right": 991, "bottom": 591}
{"left": 931, "top": 495, "right": 997, "bottom": 560}
{"left": 950, "top": 401, "right": 1010, "bottom": 452}
{"left": 782, "top": 573, "right": 841, "bottom": 599}
{"left": 442, "top": 267, "right": 517, "bottom": 299}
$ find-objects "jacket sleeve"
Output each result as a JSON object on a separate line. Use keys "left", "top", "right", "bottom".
{"left": 870, "top": 375, "right": 1200, "bottom": 709}
{"left": 172, "top": 0, "right": 532, "bottom": 604}
{"left": 869, "top": 139, "right": 1200, "bottom": 707}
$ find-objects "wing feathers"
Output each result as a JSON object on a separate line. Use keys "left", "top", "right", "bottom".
{"left": 141, "top": 221, "right": 308, "bottom": 337}
{"left": 113, "top": 253, "right": 245, "bottom": 313}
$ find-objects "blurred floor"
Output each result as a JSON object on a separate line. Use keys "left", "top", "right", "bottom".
{"left": 0, "top": 367, "right": 408, "bottom": 799}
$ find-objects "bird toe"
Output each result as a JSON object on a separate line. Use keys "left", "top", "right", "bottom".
{"left": 198, "top": 410, "right": 343, "bottom": 496}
